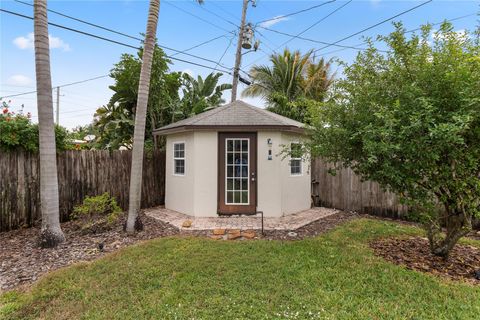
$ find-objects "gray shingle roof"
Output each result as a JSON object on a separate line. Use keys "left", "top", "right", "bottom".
{"left": 154, "top": 100, "right": 304, "bottom": 134}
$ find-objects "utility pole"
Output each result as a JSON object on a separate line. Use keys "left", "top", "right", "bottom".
{"left": 231, "top": 0, "right": 249, "bottom": 103}
{"left": 55, "top": 86, "right": 60, "bottom": 124}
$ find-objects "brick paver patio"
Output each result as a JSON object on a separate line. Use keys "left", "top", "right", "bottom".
{"left": 145, "top": 207, "right": 339, "bottom": 231}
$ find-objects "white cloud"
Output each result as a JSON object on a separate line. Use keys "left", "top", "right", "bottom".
{"left": 49, "top": 34, "right": 71, "bottom": 51}
{"left": 259, "top": 15, "right": 290, "bottom": 28}
{"left": 13, "top": 33, "right": 35, "bottom": 50}
{"left": 7, "top": 74, "right": 33, "bottom": 86}
{"left": 13, "top": 33, "right": 71, "bottom": 51}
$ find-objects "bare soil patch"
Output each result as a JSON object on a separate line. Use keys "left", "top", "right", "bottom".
{"left": 370, "top": 237, "right": 480, "bottom": 284}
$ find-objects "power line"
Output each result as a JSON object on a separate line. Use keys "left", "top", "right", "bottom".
{"left": 255, "top": 0, "right": 336, "bottom": 26}
{"left": 61, "top": 108, "right": 97, "bottom": 115}
{"left": 270, "top": 0, "right": 353, "bottom": 51}
{"left": 258, "top": 0, "right": 392, "bottom": 53}
{"left": 18, "top": 0, "right": 235, "bottom": 39}
{"left": 405, "top": 12, "right": 478, "bottom": 34}
{"left": 321, "top": 12, "right": 479, "bottom": 57}
{"left": 313, "top": 0, "right": 433, "bottom": 54}
{"left": 244, "top": 0, "right": 351, "bottom": 69}
{"left": 1, "top": 75, "right": 109, "bottom": 99}
{"left": 258, "top": 26, "right": 375, "bottom": 51}
{"left": 164, "top": 0, "right": 235, "bottom": 35}
{"left": 311, "top": 11, "right": 480, "bottom": 59}
{"left": 210, "top": 1, "right": 239, "bottom": 22}
{"left": 9, "top": 3, "right": 235, "bottom": 71}
{"left": 254, "top": 2, "right": 472, "bottom": 59}
{"left": 14, "top": 0, "right": 143, "bottom": 42}
{"left": 254, "top": 28, "right": 281, "bottom": 53}
{"left": 170, "top": 34, "right": 229, "bottom": 57}
{"left": 214, "top": 36, "right": 235, "bottom": 72}
{"left": 194, "top": 1, "right": 239, "bottom": 28}
{"left": 0, "top": 9, "right": 233, "bottom": 74}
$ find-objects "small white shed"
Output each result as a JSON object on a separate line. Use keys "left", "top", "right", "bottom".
{"left": 153, "top": 100, "right": 311, "bottom": 218}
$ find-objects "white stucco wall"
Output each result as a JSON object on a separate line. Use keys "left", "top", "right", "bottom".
{"left": 165, "top": 130, "right": 310, "bottom": 217}
{"left": 280, "top": 132, "right": 311, "bottom": 215}
{"left": 165, "top": 132, "right": 194, "bottom": 215}
{"left": 256, "top": 131, "right": 282, "bottom": 217}
{"left": 192, "top": 131, "right": 218, "bottom": 217}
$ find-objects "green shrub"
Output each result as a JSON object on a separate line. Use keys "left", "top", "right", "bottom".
{"left": 71, "top": 193, "right": 122, "bottom": 233}
{"left": 0, "top": 101, "right": 75, "bottom": 152}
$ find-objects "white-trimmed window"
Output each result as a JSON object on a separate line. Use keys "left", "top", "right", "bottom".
{"left": 173, "top": 142, "right": 185, "bottom": 175}
{"left": 290, "top": 143, "right": 302, "bottom": 176}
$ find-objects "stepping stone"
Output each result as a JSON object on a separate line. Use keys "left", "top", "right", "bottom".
{"left": 182, "top": 220, "right": 193, "bottom": 228}
{"left": 241, "top": 231, "right": 256, "bottom": 239}
{"left": 213, "top": 229, "right": 226, "bottom": 235}
{"left": 227, "top": 230, "right": 242, "bottom": 240}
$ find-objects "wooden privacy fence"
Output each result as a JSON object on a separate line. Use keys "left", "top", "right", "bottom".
{"left": 2, "top": 152, "right": 410, "bottom": 232}
{"left": 311, "top": 158, "right": 409, "bottom": 218}
{"left": 0, "top": 150, "right": 165, "bottom": 232}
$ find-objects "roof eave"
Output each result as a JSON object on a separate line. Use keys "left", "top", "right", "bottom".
{"left": 153, "top": 125, "right": 305, "bottom": 136}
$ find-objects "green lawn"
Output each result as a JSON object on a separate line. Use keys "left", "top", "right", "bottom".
{"left": 2, "top": 219, "right": 479, "bottom": 320}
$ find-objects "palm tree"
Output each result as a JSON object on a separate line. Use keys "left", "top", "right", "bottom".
{"left": 303, "top": 57, "right": 335, "bottom": 101}
{"left": 34, "top": 0, "right": 65, "bottom": 247}
{"left": 125, "top": 0, "right": 161, "bottom": 233}
{"left": 242, "top": 49, "right": 335, "bottom": 102}
{"left": 242, "top": 49, "right": 311, "bottom": 101}
{"left": 180, "top": 72, "right": 232, "bottom": 116}
{"left": 242, "top": 49, "right": 335, "bottom": 123}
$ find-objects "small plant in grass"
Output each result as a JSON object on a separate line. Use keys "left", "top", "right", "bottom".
{"left": 71, "top": 193, "right": 123, "bottom": 234}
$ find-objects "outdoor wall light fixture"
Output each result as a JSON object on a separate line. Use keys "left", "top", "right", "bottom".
{"left": 267, "top": 138, "right": 273, "bottom": 160}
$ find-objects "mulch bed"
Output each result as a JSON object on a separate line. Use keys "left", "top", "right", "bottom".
{"left": 0, "top": 213, "right": 179, "bottom": 292}
{"left": 370, "top": 237, "right": 480, "bottom": 285}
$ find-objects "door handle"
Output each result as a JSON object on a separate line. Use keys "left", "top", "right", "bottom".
{"left": 251, "top": 177, "right": 256, "bottom": 182}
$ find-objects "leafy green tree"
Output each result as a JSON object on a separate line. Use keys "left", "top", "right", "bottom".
{"left": 180, "top": 72, "right": 232, "bottom": 116}
{"left": 242, "top": 49, "right": 334, "bottom": 122}
{"left": 309, "top": 22, "right": 480, "bottom": 258}
{"left": 94, "top": 102, "right": 135, "bottom": 149}
{"left": 93, "top": 44, "right": 181, "bottom": 149}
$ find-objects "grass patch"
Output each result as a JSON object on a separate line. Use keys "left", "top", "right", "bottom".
{"left": 2, "top": 219, "right": 479, "bottom": 319}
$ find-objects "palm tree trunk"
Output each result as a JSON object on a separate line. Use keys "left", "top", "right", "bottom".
{"left": 126, "top": 0, "right": 160, "bottom": 233}
{"left": 34, "top": 0, "right": 65, "bottom": 247}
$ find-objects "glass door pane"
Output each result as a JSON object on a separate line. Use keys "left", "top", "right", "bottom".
{"left": 225, "top": 138, "right": 249, "bottom": 205}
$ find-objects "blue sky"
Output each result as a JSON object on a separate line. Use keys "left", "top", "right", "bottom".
{"left": 1, "top": 0, "right": 478, "bottom": 129}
